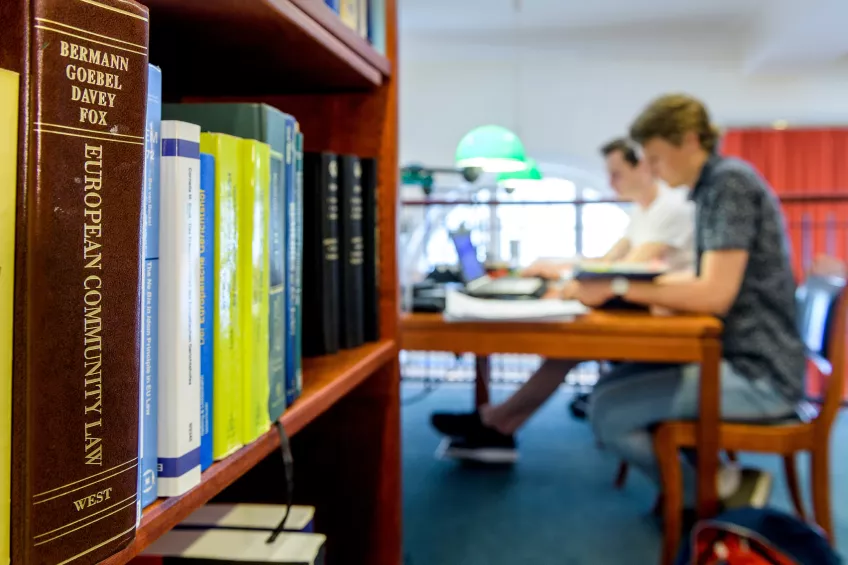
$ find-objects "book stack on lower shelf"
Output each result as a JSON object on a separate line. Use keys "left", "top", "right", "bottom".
{"left": 132, "top": 503, "right": 326, "bottom": 564}
{"left": 1, "top": 0, "right": 398, "bottom": 563}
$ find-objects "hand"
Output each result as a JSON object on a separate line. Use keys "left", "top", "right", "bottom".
{"left": 542, "top": 286, "right": 562, "bottom": 299}
{"left": 522, "top": 260, "right": 565, "bottom": 280}
{"left": 574, "top": 280, "right": 614, "bottom": 308}
{"left": 559, "top": 280, "right": 579, "bottom": 300}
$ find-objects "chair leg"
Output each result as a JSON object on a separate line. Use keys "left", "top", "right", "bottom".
{"left": 614, "top": 461, "right": 629, "bottom": 489}
{"left": 811, "top": 445, "right": 833, "bottom": 541}
{"left": 654, "top": 426, "right": 683, "bottom": 565}
{"left": 782, "top": 454, "right": 807, "bottom": 521}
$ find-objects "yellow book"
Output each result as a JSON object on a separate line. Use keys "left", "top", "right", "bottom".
{"left": 239, "top": 139, "right": 271, "bottom": 444}
{"left": 0, "top": 68, "right": 19, "bottom": 565}
{"left": 200, "top": 133, "right": 244, "bottom": 460}
{"left": 339, "top": 0, "right": 359, "bottom": 31}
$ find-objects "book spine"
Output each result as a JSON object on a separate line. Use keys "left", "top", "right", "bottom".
{"left": 8, "top": 1, "right": 150, "bottom": 562}
{"left": 199, "top": 153, "right": 215, "bottom": 471}
{"left": 199, "top": 133, "right": 243, "bottom": 461}
{"left": 139, "top": 63, "right": 161, "bottom": 511}
{"left": 284, "top": 120, "right": 298, "bottom": 405}
{"left": 338, "top": 156, "right": 365, "bottom": 349}
{"left": 358, "top": 0, "right": 369, "bottom": 38}
{"left": 157, "top": 121, "right": 202, "bottom": 497}
{"left": 368, "top": 0, "right": 386, "bottom": 54}
{"left": 302, "top": 153, "right": 337, "bottom": 358}
{"left": 325, "top": 0, "right": 341, "bottom": 13}
{"left": 340, "top": 0, "right": 359, "bottom": 30}
{"left": 0, "top": 68, "right": 19, "bottom": 565}
{"left": 294, "top": 133, "right": 304, "bottom": 397}
{"left": 360, "top": 158, "right": 379, "bottom": 343}
{"left": 325, "top": 156, "right": 341, "bottom": 354}
{"left": 238, "top": 139, "right": 271, "bottom": 444}
{"left": 268, "top": 150, "right": 287, "bottom": 421}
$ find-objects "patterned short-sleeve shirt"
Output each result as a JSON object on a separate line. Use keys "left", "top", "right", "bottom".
{"left": 691, "top": 154, "right": 805, "bottom": 401}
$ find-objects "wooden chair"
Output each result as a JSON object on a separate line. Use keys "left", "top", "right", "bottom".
{"left": 653, "top": 272, "right": 847, "bottom": 565}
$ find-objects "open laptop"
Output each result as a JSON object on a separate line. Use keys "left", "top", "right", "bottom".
{"left": 451, "top": 231, "right": 547, "bottom": 299}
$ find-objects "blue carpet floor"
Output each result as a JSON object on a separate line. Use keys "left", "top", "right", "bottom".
{"left": 402, "top": 383, "right": 848, "bottom": 565}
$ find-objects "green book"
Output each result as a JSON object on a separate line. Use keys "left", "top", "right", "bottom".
{"left": 165, "top": 103, "right": 291, "bottom": 421}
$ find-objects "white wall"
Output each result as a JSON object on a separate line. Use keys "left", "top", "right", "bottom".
{"left": 400, "top": 49, "right": 848, "bottom": 176}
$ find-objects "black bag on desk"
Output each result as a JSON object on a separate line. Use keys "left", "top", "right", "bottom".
{"left": 409, "top": 280, "right": 464, "bottom": 313}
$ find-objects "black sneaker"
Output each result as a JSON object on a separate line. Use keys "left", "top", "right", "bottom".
{"left": 569, "top": 392, "right": 591, "bottom": 421}
{"left": 430, "top": 411, "right": 485, "bottom": 438}
{"left": 436, "top": 433, "right": 518, "bottom": 464}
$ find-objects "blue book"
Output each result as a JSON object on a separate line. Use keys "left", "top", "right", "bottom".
{"left": 294, "top": 133, "right": 304, "bottom": 399}
{"left": 284, "top": 120, "right": 300, "bottom": 406}
{"left": 139, "top": 63, "right": 161, "bottom": 511}
{"left": 199, "top": 153, "right": 215, "bottom": 471}
{"left": 368, "top": 0, "right": 386, "bottom": 54}
{"left": 325, "top": 0, "right": 340, "bottom": 12}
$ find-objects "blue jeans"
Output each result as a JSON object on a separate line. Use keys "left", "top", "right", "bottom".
{"left": 588, "top": 361, "right": 796, "bottom": 501}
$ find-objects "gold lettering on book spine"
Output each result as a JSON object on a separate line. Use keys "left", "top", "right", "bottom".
{"left": 83, "top": 144, "right": 104, "bottom": 466}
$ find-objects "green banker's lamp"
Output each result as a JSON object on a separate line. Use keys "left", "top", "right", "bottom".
{"left": 497, "top": 158, "right": 542, "bottom": 192}
{"left": 455, "top": 125, "right": 527, "bottom": 173}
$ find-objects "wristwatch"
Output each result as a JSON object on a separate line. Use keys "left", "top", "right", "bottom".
{"left": 611, "top": 277, "right": 630, "bottom": 297}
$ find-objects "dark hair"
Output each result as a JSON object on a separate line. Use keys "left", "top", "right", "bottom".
{"left": 629, "top": 93, "right": 720, "bottom": 152}
{"left": 600, "top": 137, "right": 640, "bottom": 167}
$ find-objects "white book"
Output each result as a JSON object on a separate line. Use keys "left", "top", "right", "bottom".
{"left": 157, "top": 120, "right": 202, "bottom": 496}
{"left": 141, "top": 528, "right": 326, "bottom": 564}
{"left": 179, "top": 503, "right": 315, "bottom": 532}
{"left": 444, "top": 290, "right": 588, "bottom": 322}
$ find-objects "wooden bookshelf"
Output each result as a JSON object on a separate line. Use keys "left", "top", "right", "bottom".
{"left": 141, "top": 0, "right": 391, "bottom": 97}
{"left": 102, "top": 1, "right": 401, "bottom": 564}
{"left": 98, "top": 340, "right": 397, "bottom": 565}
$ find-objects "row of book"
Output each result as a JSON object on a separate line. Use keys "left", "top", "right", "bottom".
{"left": 0, "top": 1, "right": 380, "bottom": 563}
{"left": 144, "top": 71, "right": 381, "bottom": 506}
{"left": 325, "top": 0, "right": 387, "bottom": 55}
{"left": 131, "top": 503, "right": 326, "bottom": 564}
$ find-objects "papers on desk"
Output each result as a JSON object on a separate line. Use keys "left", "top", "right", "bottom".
{"left": 444, "top": 290, "right": 589, "bottom": 322}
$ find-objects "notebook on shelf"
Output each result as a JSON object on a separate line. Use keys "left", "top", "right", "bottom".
{"left": 177, "top": 504, "right": 315, "bottom": 533}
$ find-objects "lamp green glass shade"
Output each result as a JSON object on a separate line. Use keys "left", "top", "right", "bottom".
{"left": 455, "top": 125, "right": 526, "bottom": 173}
{"left": 497, "top": 159, "right": 542, "bottom": 182}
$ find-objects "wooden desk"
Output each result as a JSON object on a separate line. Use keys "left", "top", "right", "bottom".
{"left": 401, "top": 311, "right": 724, "bottom": 518}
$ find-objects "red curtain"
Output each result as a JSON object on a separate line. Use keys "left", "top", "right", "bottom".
{"left": 721, "top": 128, "right": 848, "bottom": 277}
{"left": 721, "top": 128, "right": 848, "bottom": 399}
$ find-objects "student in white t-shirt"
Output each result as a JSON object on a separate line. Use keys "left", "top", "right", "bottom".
{"left": 527, "top": 138, "right": 694, "bottom": 280}
{"left": 429, "top": 138, "right": 695, "bottom": 463}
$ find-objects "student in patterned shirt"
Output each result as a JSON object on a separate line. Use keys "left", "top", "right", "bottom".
{"left": 575, "top": 93, "right": 805, "bottom": 509}
{"left": 429, "top": 138, "right": 695, "bottom": 464}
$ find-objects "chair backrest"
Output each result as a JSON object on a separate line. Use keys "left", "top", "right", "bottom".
{"left": 795, "top": 273, "right": 847, "bottom": 430}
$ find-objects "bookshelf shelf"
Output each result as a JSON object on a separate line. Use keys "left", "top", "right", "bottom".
{"left": 97, "top": 340, "right": 397, "bottom": 565}
{"left": 139, "top": 0, "right": 392, "bottom": 97}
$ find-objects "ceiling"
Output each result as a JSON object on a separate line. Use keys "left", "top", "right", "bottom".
{"left": 398, "top": 0, "right": 848, "bottom": 73}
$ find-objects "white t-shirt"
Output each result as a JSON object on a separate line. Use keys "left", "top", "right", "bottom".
{"left": 625, "top": 184, "right": 695, "bottom": 272}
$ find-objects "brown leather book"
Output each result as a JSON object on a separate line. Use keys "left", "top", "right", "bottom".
{"left": 0, "top": 0, "right": 149, "bottom": 563}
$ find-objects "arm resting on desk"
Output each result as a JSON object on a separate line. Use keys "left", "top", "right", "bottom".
{"left": 624, "top": 249, "right": 748, "bottom": 316}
